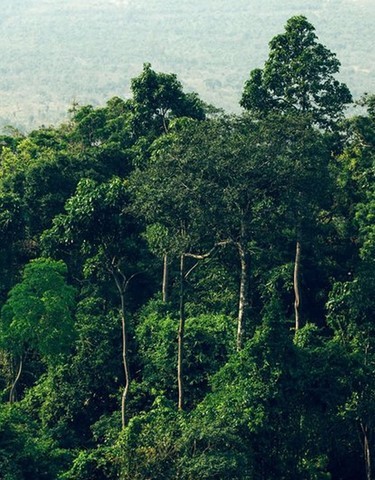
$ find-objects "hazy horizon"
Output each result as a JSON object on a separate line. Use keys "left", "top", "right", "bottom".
{"left": 0, "top": 0, "right": 374, "bottom": 131}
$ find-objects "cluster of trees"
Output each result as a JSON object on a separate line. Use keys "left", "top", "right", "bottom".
{"left": 0, "top": 16, "right": 374, "bottom": 480}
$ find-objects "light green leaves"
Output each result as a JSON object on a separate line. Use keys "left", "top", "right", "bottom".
{"left": 0, "top": 258, "right": 76, "bottom": 363}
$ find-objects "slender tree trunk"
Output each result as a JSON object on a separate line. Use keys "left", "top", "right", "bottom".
{"left": 161, "top": 110, "right": 169, "bottom": 135}
{"left": 162, "top": 253, "right": 169, "bottom": 302}
{"left": 237, "top": 241, "right": 249, "bottom": 351}
{"left": 120, "top": 289, "right": 130, "bottom": 429}
{"left": 293, "top": 239, "right": 302, "bottom": 331}
{"left": 177, "top": 254, "right": 185, "bottom": 410}
{"left": 361, "top": 422, "right": 372, "bottom": 480}
{"left": 112, "top": 271, "right": 130, "bottom": 429}
{"left": 9, "top": 356, "right": 23, "bottom": 404}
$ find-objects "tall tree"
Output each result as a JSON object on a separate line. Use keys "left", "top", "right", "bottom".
{"left": 241, "top": 16, "right": 352, "bottom": 330}
{"left": 132, "top": 116, "right": 292, "bottom": 350}
{"left": 42, "top": 177, "right": 144, "bottom": 428}
{"left": 130, "top": 64, "right": 208, "bottom": 302}
{"left": 241, "top": 15, "right": 352, "bottom": 128}
{"left": 130, "top": 63, "right": 206, "bottom": 139}
{"left": 131, "top": 118, "right": 230, "bottom": 407}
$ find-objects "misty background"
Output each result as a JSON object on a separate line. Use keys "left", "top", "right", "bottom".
{"left": 0, "top": 0, "right": 374, "bottom": 131}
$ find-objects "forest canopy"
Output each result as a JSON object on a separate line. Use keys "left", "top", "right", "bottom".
{"left": 0, "top": 15, "right": 374, "bottom": 480}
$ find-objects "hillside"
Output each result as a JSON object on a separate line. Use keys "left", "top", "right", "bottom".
{"left": 0, "top": 0, "right": 374, "bottom": 130}
{"left": 0, "top": 16, "right": 374, "bottom": 479}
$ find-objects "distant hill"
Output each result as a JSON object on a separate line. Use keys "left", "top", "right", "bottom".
{"left": 0, "top": 0, "right": 374, "bottom": 131}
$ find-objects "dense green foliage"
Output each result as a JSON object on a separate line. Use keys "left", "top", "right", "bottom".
{"left": 0, "top": 17, "right": 374, "bottom": 479}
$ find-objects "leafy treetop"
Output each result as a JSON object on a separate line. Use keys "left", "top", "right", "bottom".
{"left": 241, "top": 15, "right": 352, "bottom": 128}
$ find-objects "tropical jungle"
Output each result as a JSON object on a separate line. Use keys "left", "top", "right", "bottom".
{"left": 0, "top": 15, "right": 374, "bottom": 480}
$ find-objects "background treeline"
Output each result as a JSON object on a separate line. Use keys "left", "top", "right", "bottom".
{"left": 0, "top": 16, "right": 374, "bottom": 480}
{"left": 0, "top": 0, "right": 374, "bottom": 130}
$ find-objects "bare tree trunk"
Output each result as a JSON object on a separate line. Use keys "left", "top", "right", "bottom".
{"left": 162, "top": 253, "right": 169, "bottom": 302}
{"left": 177, "top": 254, "right": 185, "bottom": 410}
{"left": 176, "top": 241, "right": 230, "bottom": 408}
{"left": 161, "top": 110, "right": 169, "bottom": 135}
{"left": 237, "top": 242, "right": 249, "bottom": 351}
{"left": 120, "top": 290, "right": 130, "bottom": 429}
{"left": 112, "top": 270, "right": 131, "bottom": 429}
{"left": 293, "top": 239, "right": 302, "bottom": 331}
{"left": 9, "top": 356, "right": 23, "bottom": 404}
{"left": 361, "top": 422, "right": 372, "bottom": 480}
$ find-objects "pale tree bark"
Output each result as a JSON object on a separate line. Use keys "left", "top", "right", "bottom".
{"left": 177, "top": 242, "right": 229, "bottom": 410}
{"left": 162, "top": 253, "right": 169, "bottom": 303}
{"left": 361, "top": 421, "right": 372, "bottom": 480}
{"left": 9, "top": 355, "right": 23, "bottom": 404}
{"left": 293, "top": 239, "right": 302, "bottom": 331}
{"left": 236, "top": 242, "right": 250, "bottom": 351}
{"left": 111, "top": 263, "right": 136, "bottom": 429}
{"left": 235, "top": 218, "right": 250, "bottom": 351}
{"left": 177, "top": 254, "right": 185, "bottom": 410}
{"left": 119, "top": 287, "right": 130, "bottom": 430}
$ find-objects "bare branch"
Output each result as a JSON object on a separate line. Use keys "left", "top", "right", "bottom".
{"left": 124, "top": 272, "right": 141, "bottom": 291}
{"left": 184, "top": 239, "right": 232, "bottom": 260}
{"left": 185, "top": 261, "right": 200, "bottom": 279}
